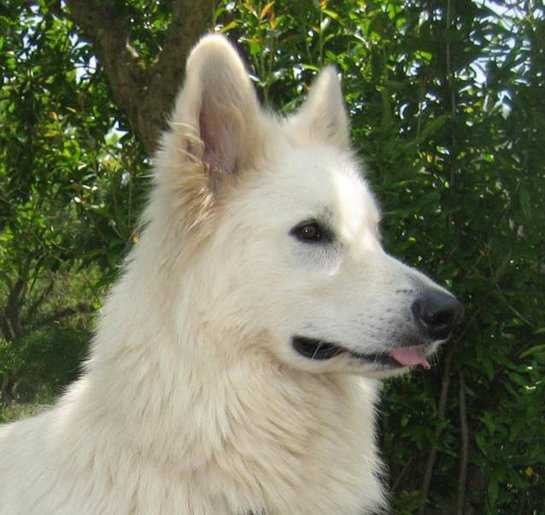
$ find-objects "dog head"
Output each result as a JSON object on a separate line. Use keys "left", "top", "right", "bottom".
{"left": 155, "top": 35, "right": 463, "bottom": 379}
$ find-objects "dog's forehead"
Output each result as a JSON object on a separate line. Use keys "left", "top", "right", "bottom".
{"left": 271, "top": 145, "right": 380, "bottom": 229}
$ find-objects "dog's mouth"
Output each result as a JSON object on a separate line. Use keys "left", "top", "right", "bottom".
{"left": 292, "top": 336, "right": 431, "bottom": 369}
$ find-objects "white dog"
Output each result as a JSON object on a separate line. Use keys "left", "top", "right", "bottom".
{"left": 0, "top": 35, "right": 462, "bottom": 514}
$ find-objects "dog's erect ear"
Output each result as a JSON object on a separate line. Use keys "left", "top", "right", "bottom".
{"left": 289, "top": 66, "right": 350, "bottom": 149}
{"left": 169, "top": 35, "right": 262, "bottom": 187}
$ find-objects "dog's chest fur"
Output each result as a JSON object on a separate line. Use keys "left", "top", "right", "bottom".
{"left": 187, "top": 368, "right": 385, "bottom": 514}
{"left": 108, "top": 354, "right": 384, "bottom": 514}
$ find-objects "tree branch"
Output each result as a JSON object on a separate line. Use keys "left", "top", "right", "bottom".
{"left": 23, "top": 278, "right": 55, "bottom": 327}
{"left": 418, "top": 346, "right": 455, "bottom": 515}
{"left": 63, "top": 0, "right": 148, "bottom": 146}
{"left": 391, "top": 456, "right": 414, "bottom": 494}
{"left": 457, "top": 371, "right": 469, "bottom": 515}
{"left": 0, "top": 269, "right": 14, "bottom": 292}
{"left": 0, "top": 314, "right": 12, "bottom": 342}
{"left": 417, "top": 310, "right": 476, "bottom": 513}
{"left": 5, "top": 277, "right": 26, "bottom": 340}
{"left": 32, "top": 303, "right": 96, "bottom": 331}
{"left": 62, "top": 0, "right": 215, "bottom": 154}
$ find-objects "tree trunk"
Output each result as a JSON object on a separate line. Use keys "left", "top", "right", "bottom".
{"left": 61, "top": 0, "right": 216, "bottom": 155}
{"left": 1, "top": 373, "right": 16, "bottom": 406}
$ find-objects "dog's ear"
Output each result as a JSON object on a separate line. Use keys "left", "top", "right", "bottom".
{"left": 289, "top": 66, "right": 350, "bottom": 149}
{"left": 169, "top": 34, "right": 262, "bottom": 188}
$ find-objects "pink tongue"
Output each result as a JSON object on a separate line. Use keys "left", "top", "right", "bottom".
{"left": 390, "top": 346, "right": 430, "bottom": 369}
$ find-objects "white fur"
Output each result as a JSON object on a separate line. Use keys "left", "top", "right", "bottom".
{"left": 0, "top": 35, "right": 452, "bottom": 514}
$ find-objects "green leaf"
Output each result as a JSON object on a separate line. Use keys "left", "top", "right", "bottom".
{"left": 519, "top": 187, "right": 532, "bottom": 219}
{"left": 520, "top": 344, "right": 545, "bottom": 358}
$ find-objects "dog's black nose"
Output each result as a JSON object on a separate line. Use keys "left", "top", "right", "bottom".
{"left": 412, "top": 290, "right": 463, "bottom": 340}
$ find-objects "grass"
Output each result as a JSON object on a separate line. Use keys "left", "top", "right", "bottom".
{"left": 0, "top": 389, "right": 55, "bottom": 423}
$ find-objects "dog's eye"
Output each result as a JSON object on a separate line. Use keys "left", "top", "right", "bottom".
{"left": 290, "top": 221, "right": 331, "bottom": 244}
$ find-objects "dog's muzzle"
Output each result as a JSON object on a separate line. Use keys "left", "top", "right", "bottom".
{"left": 292, "top": 288, "right": 463, "bottom": 370}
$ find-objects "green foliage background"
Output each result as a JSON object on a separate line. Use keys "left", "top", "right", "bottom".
{"left": 1, "top": 0, "right": 544, "bottom": 513}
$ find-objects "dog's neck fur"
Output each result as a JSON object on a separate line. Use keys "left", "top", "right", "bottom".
{"left": 61, "top": 220, "right": 385, "bottom": 514}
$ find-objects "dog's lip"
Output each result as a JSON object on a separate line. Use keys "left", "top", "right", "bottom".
{"left": 292, "top": 336, "right": 346, "bottom": 360}
{"left": 292, "top": 336, "right": 432, "bottom": 369}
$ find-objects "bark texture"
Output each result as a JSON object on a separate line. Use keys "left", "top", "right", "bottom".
{"left": 63, "top": 0, "right": 215, "bottom": 155}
